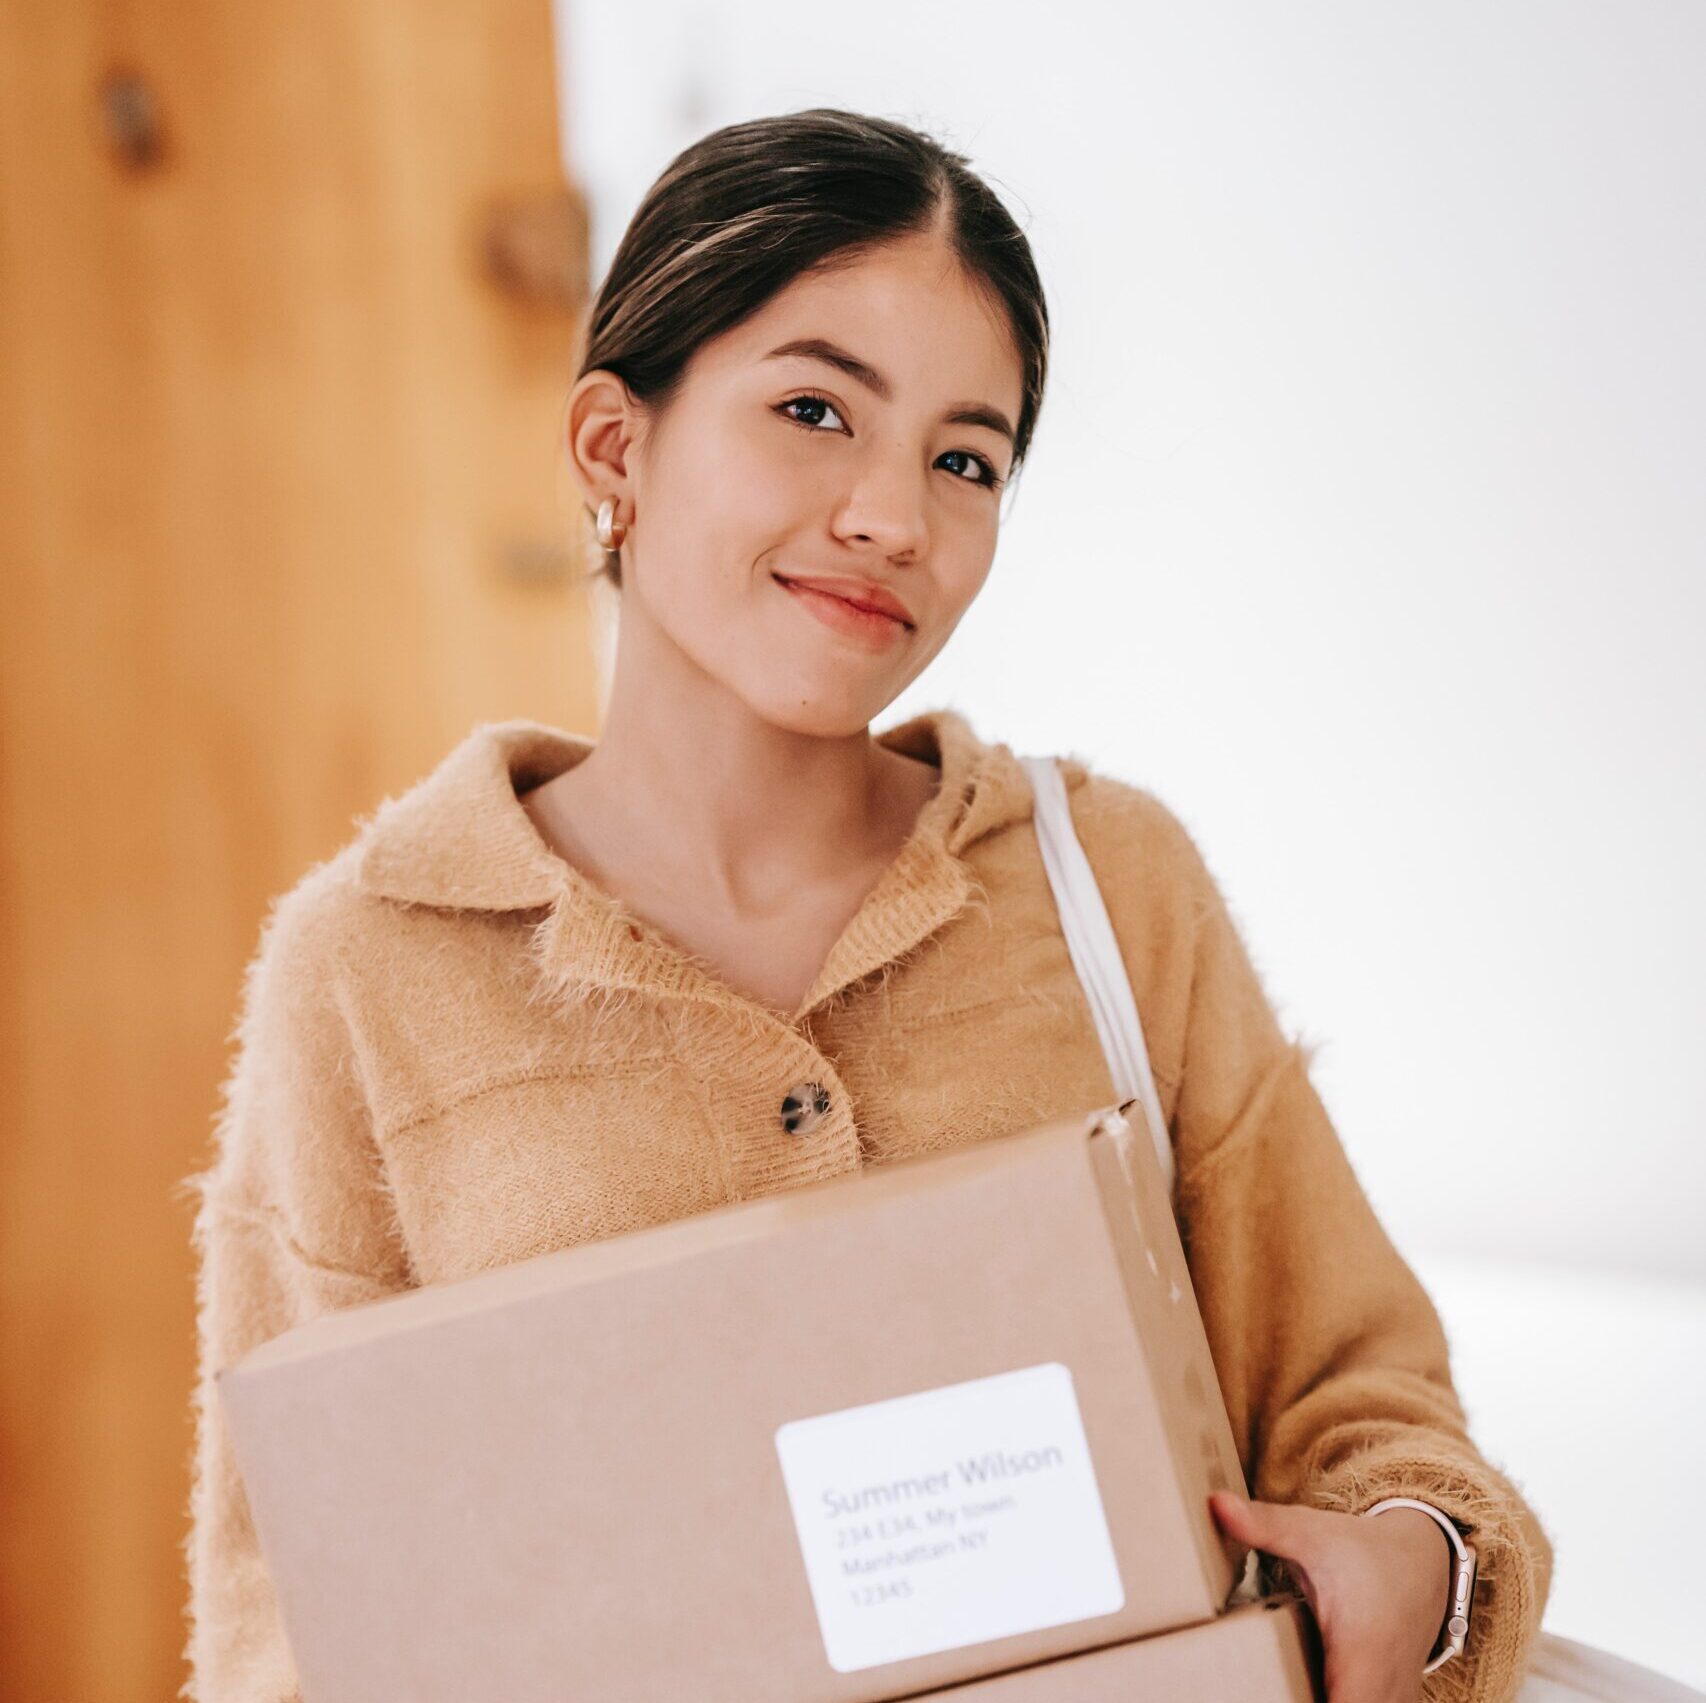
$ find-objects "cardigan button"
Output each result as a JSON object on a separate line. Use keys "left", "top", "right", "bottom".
{"left": 780, "top": 1080, "right": 831, "bottom": 1136}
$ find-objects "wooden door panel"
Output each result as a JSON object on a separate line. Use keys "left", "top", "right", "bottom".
{"left": 0, "top": 4, "right": 594, "bottom": 1696}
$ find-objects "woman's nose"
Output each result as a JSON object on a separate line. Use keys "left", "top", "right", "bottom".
{"left": 832, "top": 453, "right": 931, "bottom": 558}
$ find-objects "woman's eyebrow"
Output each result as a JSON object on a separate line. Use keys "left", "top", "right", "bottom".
{"left": 763, "top": 337, "right": 1016, "bottom": 445}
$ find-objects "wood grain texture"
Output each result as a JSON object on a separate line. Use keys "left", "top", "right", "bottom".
{"left": 0, "top": 3, "right": 596, "bottom": 1696}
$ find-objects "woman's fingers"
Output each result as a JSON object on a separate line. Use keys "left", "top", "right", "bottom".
{"left": 1209, "top": 1491, "right": 1327, "bottom": 1582}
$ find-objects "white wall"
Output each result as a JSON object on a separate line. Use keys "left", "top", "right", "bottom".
{"left": 551, "top": 5, "right": 1705, "bottom": 1676}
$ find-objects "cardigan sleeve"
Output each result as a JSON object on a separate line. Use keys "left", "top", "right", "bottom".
{"left": 176, "top": 878, "right": 415, "bottom": 1703}
{"left": 1064, "top": 769, "right": 1555, "bottom": 1703}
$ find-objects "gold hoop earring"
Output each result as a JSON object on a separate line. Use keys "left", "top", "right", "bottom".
{"left": 595, "top": 496, "right": 628, "bottom": 551}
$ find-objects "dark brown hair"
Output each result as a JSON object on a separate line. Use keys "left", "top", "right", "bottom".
{"left": 571, "top": 107, "right": 1050, "bottom": 591}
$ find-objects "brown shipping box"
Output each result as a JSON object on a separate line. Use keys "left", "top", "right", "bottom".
{"left": 912, "top": 1596, "right": 1324, "bottom": 1703}
{"left": 219, "top": 1102, "right": 1253, "bottom": 1703}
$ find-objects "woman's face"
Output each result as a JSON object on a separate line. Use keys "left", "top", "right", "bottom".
{"left": 579, "top": 230, "right": 1026, "bottom": 737}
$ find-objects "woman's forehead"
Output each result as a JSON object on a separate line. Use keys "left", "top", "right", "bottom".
{"left": 707, "top": 250, "right": 1023, "bottom": 412}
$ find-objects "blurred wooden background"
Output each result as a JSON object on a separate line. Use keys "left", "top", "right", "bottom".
{"left": 0, "top": 3, "right": 598, "bottom": 1696}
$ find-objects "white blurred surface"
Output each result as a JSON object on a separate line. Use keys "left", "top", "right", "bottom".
{"left": 1414, "top": 1252, "right": 1706, "bottom": 1690}
{"left": 1523, "top": 1630, "right": 1706, "bottom": 1702}
{"left": 552, "top": 0, "right": 1706, "bottom": 1678}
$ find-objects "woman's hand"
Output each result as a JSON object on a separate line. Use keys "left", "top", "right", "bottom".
{"left": 1209, "top": 1490, "right": 1452, "bottom": 1703}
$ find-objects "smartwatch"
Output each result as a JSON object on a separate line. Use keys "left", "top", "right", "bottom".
{"left": 1363, "top": 1496, "right": 1478, "bottom": 1673}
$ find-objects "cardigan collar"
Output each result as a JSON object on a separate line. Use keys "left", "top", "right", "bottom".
{"left": 353, "top": 706, "right": 1084, "bottom": 1022}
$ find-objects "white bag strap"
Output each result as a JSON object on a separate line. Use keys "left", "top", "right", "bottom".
{"left": 1019, "top": 753, "right": 1176, "bottom": 1197}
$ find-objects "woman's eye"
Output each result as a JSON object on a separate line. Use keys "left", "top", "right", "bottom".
{"left": 939, "top": 449, "right": 1004, "bottom": 490}
{"left": 776, "top": 393, "right": 847, "bottom": 433}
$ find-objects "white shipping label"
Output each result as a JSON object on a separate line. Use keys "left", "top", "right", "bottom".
{"left": 773, "top": 1361, "right": 1124, "bottom": 1673}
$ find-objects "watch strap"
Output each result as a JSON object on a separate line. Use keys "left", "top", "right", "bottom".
{"left": 1363, "top": 1495, "right": 1477, "bottom": 1672}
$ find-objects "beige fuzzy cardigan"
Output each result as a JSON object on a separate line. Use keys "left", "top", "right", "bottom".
{"left": 178, "top": 705, "right": 1555, "bottom": 1702}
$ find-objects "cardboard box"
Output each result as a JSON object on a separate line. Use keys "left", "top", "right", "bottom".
{"left": 220, "top": 1101, "right": 1251, "bottom": 1703}
{"left": 910, "top": 1596, "right": 1323, "bottom": 1702}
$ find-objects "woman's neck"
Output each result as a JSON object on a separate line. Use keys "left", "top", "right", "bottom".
{"left": 520, "top": 690, "right": 940, "bottom": 925}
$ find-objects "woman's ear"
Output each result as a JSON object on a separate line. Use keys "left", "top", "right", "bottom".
{"left": 564, "top": 368, "right": 644, "bottom": 519}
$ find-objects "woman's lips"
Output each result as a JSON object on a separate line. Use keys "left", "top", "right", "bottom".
{"left": 773, "top": 575, "right": 914, "bottom": 650}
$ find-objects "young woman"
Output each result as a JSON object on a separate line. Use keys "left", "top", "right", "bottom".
{"left": 183, "top": 108, "right": 1571, "bottom": 1703}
